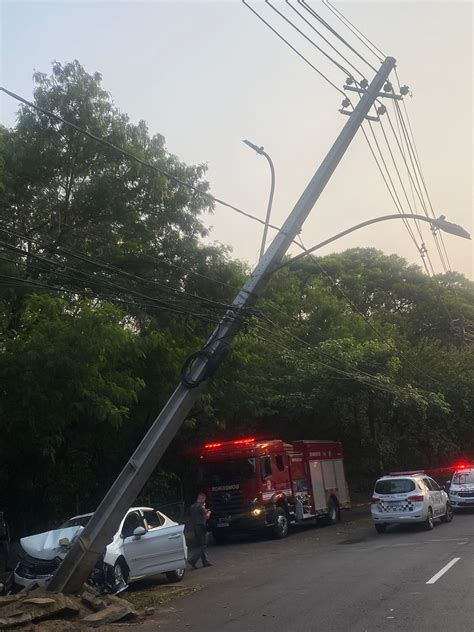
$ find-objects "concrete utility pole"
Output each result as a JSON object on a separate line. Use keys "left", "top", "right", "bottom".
{"left": 48, "top": 56, "right": 396, "bottom": 594}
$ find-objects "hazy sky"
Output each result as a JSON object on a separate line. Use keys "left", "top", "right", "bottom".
{"left": 1, "top": 0, "right": 472, "bottom": 277}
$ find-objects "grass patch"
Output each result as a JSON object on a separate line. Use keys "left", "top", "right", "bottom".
{"left": 122, "top": 584, "right": 197, "bottom": 611}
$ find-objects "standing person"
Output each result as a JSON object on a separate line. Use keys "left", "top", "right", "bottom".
{"left": 188, "top": 493, "right": 212, "bottom": 569}
{"left": 0, "top": 511, "right": 10, "bottom": 573}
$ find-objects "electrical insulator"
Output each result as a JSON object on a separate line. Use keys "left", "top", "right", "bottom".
{"left": 345, "top": 76, "right": 354, "bottom": 85}
{"left": 377, "top": 105, "right": 387, "bottom": 116}
{"left": 400, "top": 85, "right": 410, "bottom": 96}
{"left": 383, "top": 81, "right": 393, "bottom": 93}
{"left": 360, "top": 79, "right": 369, "bottom": 89}
{"left": 341, "top": 98, "right": 351, "bottom": 108}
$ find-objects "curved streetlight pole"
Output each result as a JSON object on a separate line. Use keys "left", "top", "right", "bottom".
{"left": 243, "top": 139, "right": 276, "bottom": 261}
{"left": 274, "top": 213, "right": 470, "bottom": 272}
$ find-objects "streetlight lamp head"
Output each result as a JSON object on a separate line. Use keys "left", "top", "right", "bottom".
{"left": 243, "top": 139, "right": 264, "bottom": 154}
{"left": 434, "top": 216, "right": 471, "bottom": 240}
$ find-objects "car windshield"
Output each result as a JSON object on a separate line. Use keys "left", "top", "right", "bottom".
{"left": 375, "top": 479, "right": 416, "bottom": 494}
{"left": 60, "top": 515, "right": 91, "bottom": 528}
{"left": 199, "top": 458, "right": 256, "bottom": 485}
{"left": 452, "top": 471, "right": 474, "bottom": 485}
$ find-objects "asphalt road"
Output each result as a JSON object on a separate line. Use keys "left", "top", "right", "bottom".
{"left": 156, "top": 508, "right": 474, "bottom": 632}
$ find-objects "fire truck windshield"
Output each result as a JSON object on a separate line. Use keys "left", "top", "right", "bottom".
{"left": 199, "top": 458, "right": 257, "bottom": 485}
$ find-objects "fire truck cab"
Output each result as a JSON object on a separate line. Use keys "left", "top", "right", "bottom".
{"left": 192, "top": 438, "right": 350, "bottom": 541}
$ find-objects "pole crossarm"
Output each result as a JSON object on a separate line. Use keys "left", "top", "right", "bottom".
{"left": 47, "top": 56, "right": 397, "bottom": 594}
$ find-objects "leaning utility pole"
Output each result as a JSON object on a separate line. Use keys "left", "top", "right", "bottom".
{"left": 48, "top": 56, "right": 396, "bottom": 594}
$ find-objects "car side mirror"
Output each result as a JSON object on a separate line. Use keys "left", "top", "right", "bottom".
{"left": 133, "top": 526, "right": 146, "bottom": 538}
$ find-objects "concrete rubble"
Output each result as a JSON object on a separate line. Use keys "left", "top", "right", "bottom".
{"left": 0, "top": 584, "right": 152, "bottom": 629}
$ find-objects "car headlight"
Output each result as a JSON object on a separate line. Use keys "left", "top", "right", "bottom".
{"left": 251, "top": 507, "right": 263, "bottom": 517}
{"left": 449, "top": 490, "right": 458, "bottom": 497}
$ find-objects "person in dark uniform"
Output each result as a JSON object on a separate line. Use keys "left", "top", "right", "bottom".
{"left": 188, "top": 493, "right": 212, "bottom": 569}
{"left": 0, "top": 512, "right": 10, "bottom": 573}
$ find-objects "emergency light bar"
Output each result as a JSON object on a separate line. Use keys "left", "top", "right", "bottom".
{"left": 203, "top": 437, "right": 256, "bottom": 449}
{"left": 388, "top": 470, "right": 426, "bottom": 476}
{"left": 389, "top": 463, "right": 474, "bottom": 477}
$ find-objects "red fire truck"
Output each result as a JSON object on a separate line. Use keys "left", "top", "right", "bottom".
{"left": 190, "top": 437, "right": 350, "bottom": 541}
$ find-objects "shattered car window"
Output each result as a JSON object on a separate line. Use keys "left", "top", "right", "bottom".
{"left": 143, "top": 510, "right": 164, "bottom": 529}
{"left": 60, "top": 515, "right": 91, "bottom": 528}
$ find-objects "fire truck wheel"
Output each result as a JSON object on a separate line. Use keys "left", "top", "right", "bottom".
{"left": 324, "top": 498, "right": 340, "bottom": 526}
{"left": 272, "top": 507, "right": 289, "bottom": 539}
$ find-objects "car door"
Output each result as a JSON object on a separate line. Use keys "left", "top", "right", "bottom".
{"left": 121, "top": 510, "right": 185, "bottom": 578}
{"left": 423, "top": 478, "right": 441, "bottom": 517}
{"left": 142, "top": 509, "right": 186, "bottom": 573}
{"left": 428, "top": 478, "right": 444, "bottom": 516}
{"left": 119, "top": 510, "right": 150, "bottom": 578}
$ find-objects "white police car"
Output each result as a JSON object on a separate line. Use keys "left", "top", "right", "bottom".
{"left": 448, "top": 466, "right": 474, "bottom": 511}
{"left": 371, "top": 473, "right": 453, "bottom": 533}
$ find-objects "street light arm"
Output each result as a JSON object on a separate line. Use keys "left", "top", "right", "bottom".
{"left": 258, "top": 150, "right": 276, "bottom": 261}
{"left": 242, "top": 139, "right": 276, "bottom": 261}
{"left": 275, "top": 213, "right": 470, "bottom": 271}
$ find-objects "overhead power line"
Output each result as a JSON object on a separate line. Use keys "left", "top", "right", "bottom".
{"left": 286, "top": 1, "right": 367, "bottom": 80}
{"left": 0, "top": 272, "right": 222, "bottom": 325}
{"left": 49, "top": 219, "right": 243, "bottom": 294}
{"left": 299, "top": 0, "right": 378, "bottom": 72}
{"left": 360, "top": 119, "right": 421, "bottom": 251}
{"left": 293, "top": 235, "right": 444, "bottom": 387}
{"left": 241, "top": 0, "right": 346, "bottom": 96}
{"left": 0, "top": 223, "right": 242, "bottom": 314}
{"left": 0, "top": 86, "right": 285, "bottom": 236}
{"left": 322, "top": 0, "right": 385, "bottom": 61}
{"left": 250, "top": 317, "right": 405, "bottom": 396}
{"left": 265, "top": 0, "right": 356, "bottom": 79}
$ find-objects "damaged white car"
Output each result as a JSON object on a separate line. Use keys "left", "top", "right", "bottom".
{"left": 14, "top": 507, "right": 187, "bottom": 593}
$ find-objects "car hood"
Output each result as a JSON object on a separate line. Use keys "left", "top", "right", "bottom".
{"left": 20, "top": 526, "right": 83, "bottom": 561}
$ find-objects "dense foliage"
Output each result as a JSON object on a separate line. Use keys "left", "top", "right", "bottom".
{"left": 1, "top": 62, "right": 473, "bottom": 534}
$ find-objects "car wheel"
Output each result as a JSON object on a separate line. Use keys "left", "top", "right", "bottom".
{"left": 166, "top": 568, "right": 185, "bottom": 583}
{"left": 323, "top": 498, "right": 340, "bottom": 526}
{"left": 424, "top": 507, "right": 434, "bottom": 530}
{"left": 441, "top": 502, "right": 453, "bottom": 523}
{"left": 112, "top": 559, "right": 129, "bottom": 590}
{"left": 272, "top": 507, "right": 289, "bottom": 539}
{"left": 375, "top": 523, "right": 387, "bottom": 534}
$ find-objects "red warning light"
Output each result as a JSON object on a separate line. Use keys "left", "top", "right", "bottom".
{"left": 203, "top": 438, "right": 255, "bottom": 449}
{"left": 233, "top": 438, "right": 255, "bottom": 445}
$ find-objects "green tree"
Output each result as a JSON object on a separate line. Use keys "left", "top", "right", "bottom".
{"left": 0, "top": 294, "right": 147, "bottom": 529}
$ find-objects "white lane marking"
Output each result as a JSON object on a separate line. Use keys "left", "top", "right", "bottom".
{"left": 360, "top": 537, "right": 469, "bottom": 551}
{"left": 428, "top": 538, "right": 469, "bottom": 542}
{"left": 426, "top": 557, "right": 460, "bottom": 584}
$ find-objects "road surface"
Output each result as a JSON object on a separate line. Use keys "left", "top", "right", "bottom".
{"left": 155, "top": 508, "right": 474, "bottom": 631}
